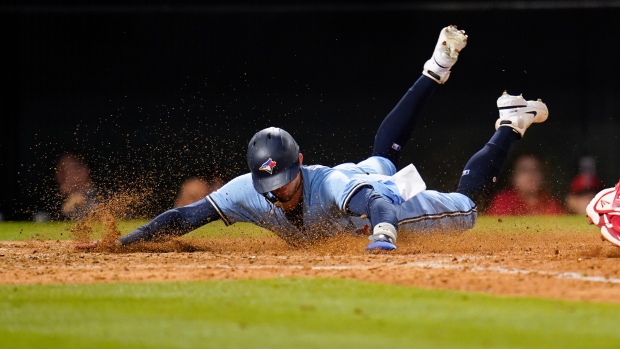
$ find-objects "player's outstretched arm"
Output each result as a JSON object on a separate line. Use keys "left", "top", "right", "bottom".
{"left": 120, "top": 199, "right": 220, "bottom": 244}
{"left": 74, "top": 198, "right": 221, "bottom": 249}
{"left": 347, "top": 187, "right": 399, "bottom": 251}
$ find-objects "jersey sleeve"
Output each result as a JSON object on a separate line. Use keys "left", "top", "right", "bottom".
{"left": 307, "top": 165, "right": 372, "bottom": 212}
{"left": 206, "top": 173, "right": 271, "bottom": 226}
{"left": 119, "top": 197, "right": 220, "bottom": 245}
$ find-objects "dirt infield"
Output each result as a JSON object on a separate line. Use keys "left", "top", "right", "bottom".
{"left": 2, "top": 228, "right": 620, "bottom": 303}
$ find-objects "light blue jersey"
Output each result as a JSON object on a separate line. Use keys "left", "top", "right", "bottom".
{"left": 207, "top": 156, "right": 476, "bottom": 245}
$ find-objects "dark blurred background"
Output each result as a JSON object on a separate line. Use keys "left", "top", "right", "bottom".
{"left": 1, "top": 0, "right": 619, "bottom": 220}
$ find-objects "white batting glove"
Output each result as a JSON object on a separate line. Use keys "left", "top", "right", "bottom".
{"left": 367, "top": 223, "right": 397, "bottom": 251}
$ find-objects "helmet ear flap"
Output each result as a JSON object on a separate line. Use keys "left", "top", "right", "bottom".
{"left": 247, "top": 127, "right": 300, "bottom": 194}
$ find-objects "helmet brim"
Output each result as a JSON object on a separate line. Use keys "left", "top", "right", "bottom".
{"left": 251, "top": 160, "right": 299, "bottom": 194}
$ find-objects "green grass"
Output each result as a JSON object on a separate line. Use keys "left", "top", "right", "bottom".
{"left": 0, "top": 215, "right": 593, "bottom": 242}
{"left": 0, "top": 217, "right": 612, "bottom": 348}
{"left": 0, "top": 220, "right": 271, "bottom": 241}
{"left": 0, "top": 221, "right": 77, "bottom": 240}
{"left": 1, "top": 278, "right": 620, "bottom": 349}
{"left": 470, "top": 215, "right": 593, "bottom": 234}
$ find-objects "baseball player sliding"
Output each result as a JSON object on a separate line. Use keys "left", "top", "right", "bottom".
{"left": 76, "top": 25, "right": 549, "bottom": 251}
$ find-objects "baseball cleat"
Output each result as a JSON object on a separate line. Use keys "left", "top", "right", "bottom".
{"left": 586, "top": 180, "right": 620, "bottom": 247}
{"left": 495, "top": 91, "right": 548, "bottom": 137}
{"left": 423, "top": 25, "right": 468, "bottom": 84}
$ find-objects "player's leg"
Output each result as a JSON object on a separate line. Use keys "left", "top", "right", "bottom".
{"left": 397, "top": 190, "right": 478, "bottom": 233}
{"left": 372, "top": 25, "right": 467, "bottom": 168}
{"left": 456, "top": 92, "right": 549, "bottom": 205}
{"left": 398, "top": 92, "right": 548, "bottom": 234}
{"left": 370, "top": 76, "right": 436, "bottom": 168}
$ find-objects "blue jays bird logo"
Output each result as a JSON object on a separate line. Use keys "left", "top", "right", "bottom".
{"left": 259, "top": 158, "right": 277, "bottom": 174}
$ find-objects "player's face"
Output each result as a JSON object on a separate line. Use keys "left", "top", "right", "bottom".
{"left": 271, "top": 172, "right": 302, "bottom": 203}
{"left": 264, "top": 153, "right": 303, "bottom": 211}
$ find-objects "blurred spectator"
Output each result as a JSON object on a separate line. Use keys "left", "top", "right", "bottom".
{"left": 55, "top": 153, "right": 97, "bottom": 220}
{"left": 565, "top": 156, "right": 603, "bottom": 215}
{"left": 486, "top": 153, "right": 566, "bottom": 215}
{"left": 174, "top": 177, "right": 223, "bottom": 207}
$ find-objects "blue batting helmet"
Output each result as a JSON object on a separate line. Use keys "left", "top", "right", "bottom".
{"left": 247, "top": 127, "right": 300, "bottom": 194}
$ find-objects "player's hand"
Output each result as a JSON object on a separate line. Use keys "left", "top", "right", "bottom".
{"left": 74, "top": 240, "right": 101, "bottom": 250}
{"left": 366, "top": 236, "right": 397, "bottom": 251}
{"left": 366, "top": 223, "right": 397, "bottom": 251}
